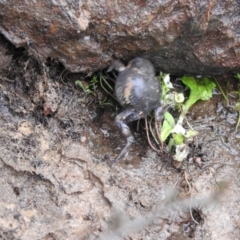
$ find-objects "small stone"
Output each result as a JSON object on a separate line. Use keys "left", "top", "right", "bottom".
{"left": 81, "top": 136, "right": 87, "bottom": 143}
{"left": 139, "top": 196, "right": 152, "bottom": 208}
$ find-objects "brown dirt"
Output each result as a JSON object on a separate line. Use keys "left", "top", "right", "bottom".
{"left": 0, "top": 35, "right": 240, "bottom": 240}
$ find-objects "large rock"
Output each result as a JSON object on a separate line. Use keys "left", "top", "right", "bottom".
{"left": 0, "top": 0, "right": 239, "bottom": 74}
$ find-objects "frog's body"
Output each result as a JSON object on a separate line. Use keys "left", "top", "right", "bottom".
{"left": 108, "top": 57, "right": 163, "bottom": 164}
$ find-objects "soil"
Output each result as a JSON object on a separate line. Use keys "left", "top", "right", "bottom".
{"left": 0, "top": 35, "right": 240, "bottom": 240}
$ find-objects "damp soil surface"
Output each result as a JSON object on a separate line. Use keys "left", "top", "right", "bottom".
{"left": 0, "top": 36, "right": 240, "bottom": 240}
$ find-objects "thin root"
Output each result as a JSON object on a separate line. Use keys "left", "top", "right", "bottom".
{"left": 155, "top": 119, "right": 164, "bottom": 152}
{"left": 145, "top": 118, "right": 161, "bottom": 153}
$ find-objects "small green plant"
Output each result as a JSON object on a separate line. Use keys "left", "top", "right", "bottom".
{"left": 99, "top": 74, "right": 117, "bottom": 101}
{"left": 75, "top": 75, "right": 98, "bottom": 95}
{"left": 147, "top": 74, "right": 216, "bottom": 161}
{"left": 75, "top": 74, "right": 115, "bottom": 107}
{"left": 179, "top": 76, "right": 216, "bottom": 123}
{"left": 98, "top": 96, "right": 113, "bottom": 107}
{"left": 235, "top": 73, "right": 240, "bottom": 81}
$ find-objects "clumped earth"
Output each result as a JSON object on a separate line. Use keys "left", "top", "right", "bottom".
{"left": 0, "top": 35, "right": 240, "bottom": 240}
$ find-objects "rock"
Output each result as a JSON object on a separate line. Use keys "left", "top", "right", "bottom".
{"left": 61, "top": 140, "right": 91, "bottom": 162}
{"left": 0, "top": 44, "right": 12, "bottom": 70}
{"left": 18, "top": 121, "right": 34, "bottom": 136}
{"left": 0, "top": 1, "right": 239, "bottom": 74}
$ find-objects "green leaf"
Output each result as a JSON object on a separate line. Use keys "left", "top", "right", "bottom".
{"left": 160, "top": 111, "right": 175, "bottom": 142}
{"left": 235, "top": 73, "right": 240, "bottom": 81}
{"left": 181, "top": 76, "right": 216, "bottom": 112}
{"left": 185, "top": 130, "right": 198, "bottom": 138}
{"left": 167, "top": 137, "right": 175, "bottom": 152}
{"left": 172, "top": 133, "right": 184, "bottom": 145}
{"left": 75, "top": 80, "right": 85, "bottom": 89}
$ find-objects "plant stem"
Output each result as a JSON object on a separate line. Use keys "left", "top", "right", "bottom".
{"left": 214, "top": 78, "right": 228, "bottom": 105}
